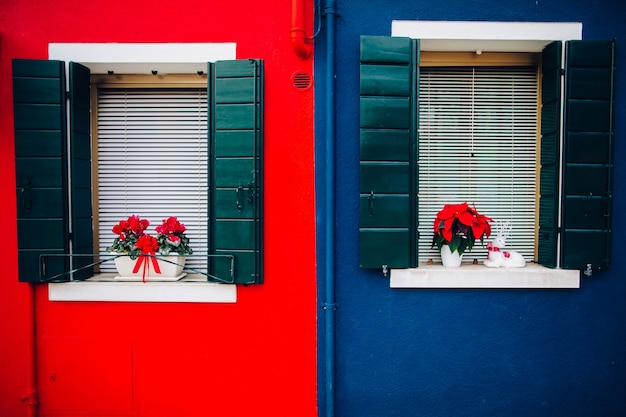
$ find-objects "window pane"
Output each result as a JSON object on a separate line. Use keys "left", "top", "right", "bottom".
{"left": 97, "top": 88, "right": 208, "bottom": 273}
{"left": 418, "top": 67, "right": 538, "bottom": 263}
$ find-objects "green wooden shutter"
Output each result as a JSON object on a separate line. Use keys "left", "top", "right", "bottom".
{"left": 69, "top": 62, "right": 94, "bottom": 280}
{"left": 560, "top": 40, "right": 615, "bottom": 271}
{"left": 13, "top": 59, "right": 69, "bottom": 282}
{"left": 209, "top": 59, "right": 264, "bottom": 284}
{"left": 13, "top": 60, "right": 94, "bottom": 282}
{"left": 538, "top": 41, "right": 562, "bottom": 267}
{"left": 359, "top": 36, "right": 419, "bottom": 270}
{"left": 538, "top": 40, "right": 615, "bottom": 271}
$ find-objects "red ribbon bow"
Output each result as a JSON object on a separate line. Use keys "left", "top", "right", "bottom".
{"left": 133, "top": 235, "right": 161, "bottom": 283}
{"left": 486, "top": 243, "right": 510, "bottom": 258}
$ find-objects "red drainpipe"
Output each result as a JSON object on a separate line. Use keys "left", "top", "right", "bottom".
{"left": 291, "top": 0, "right": 312, "bottom": 59}
{"left": 20, "top": 284, "right": 39, "bottom": 416}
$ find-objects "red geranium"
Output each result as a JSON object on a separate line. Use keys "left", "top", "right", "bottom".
{"left": 107, "top": 215, "right": 150, "bottom": 256}
{"left": 136, "top": 234, "right": 159, "bottom": 254}
{"left": 432, "top": 202, "right": 493, "bottom": 255}
{"left": 107, "top": 215, "right": 192, "bottom": 257}
{"left": 155, "top": 216, "right": 193, "bottom": 256}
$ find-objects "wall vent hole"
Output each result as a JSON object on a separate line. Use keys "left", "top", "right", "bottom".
{"left": 292, "top": 72, "right": 312, "bottom": 91}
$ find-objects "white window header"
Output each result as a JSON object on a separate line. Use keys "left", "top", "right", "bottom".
{"left": 391, "top": 21, "right": 583, "bottom": 52}
{"left": 48, "top": 42, "right": 237, "bottom": 74}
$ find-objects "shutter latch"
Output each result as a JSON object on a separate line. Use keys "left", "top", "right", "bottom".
{"left": 19, "top": 178, "right": 32, "bottom": 212}
{"left": 236, "top": 184, "right": 244, "bottom": 211}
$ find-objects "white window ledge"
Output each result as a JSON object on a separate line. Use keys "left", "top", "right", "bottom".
{"left": 49, "top": 274, "right": 237, "bottom": 303}
{"left": 390, "top": 263, "right": 580, "bottom": 289}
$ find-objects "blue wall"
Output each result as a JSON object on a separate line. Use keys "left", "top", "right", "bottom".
{"left": 315, "top": 0, "right": 626, "bottom": 416}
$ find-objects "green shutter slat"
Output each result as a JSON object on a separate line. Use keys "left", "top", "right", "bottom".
{"left": 360, "top": 36, "right": 415, "bottom": 64}
{"left": 561, "top": 40, "right": 615, "bottom": 271}
{"left": 359, "top": 195, "right": 409, "bottom": 228}
{"left": 359, "top": 36, "right": 419, "bottom": 270}
{"left": 214, "top": 131, "right": 256, "bottom": 157}
{"left": 209, "top": 59, "right": 264, "bottom": 284}
{"left": 359, "top": 130, "right": 410, "bottom": 161}
{"left": 360, "top": 162, "right": 409, "bottom": 194}
{"left": 537, "top": 42, "right": 562, "bottom": 268}
{"left": 361, "top": 65, "right": 412, "bottom": 96}
{"left": 69, "top": 62, "right": 94, "bottom": 280}
{"left": 213, "top": 158, "right": 255, "bottom": 187}
{"left": 360, "top": 97, "right": 412, "bottom": 129}
{"left": 215, "top": 78, "right": 257, "bottom": 103}
{"left": 13, "top": 59, "right": 69, "bottom": 282}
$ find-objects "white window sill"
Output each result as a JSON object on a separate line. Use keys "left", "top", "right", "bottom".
{"left": 48, "top": 274, "right": 237, "bottom": 303}
{"left": 390, "top": 263, "right": 580, "bottom": 289}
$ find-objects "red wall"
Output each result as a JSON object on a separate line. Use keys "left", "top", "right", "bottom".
{"left": 0, "top": 1, "right": 317, "bottom": 416}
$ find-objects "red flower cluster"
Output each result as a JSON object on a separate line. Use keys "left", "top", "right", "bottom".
{"left": 136, "top": 234, "right": 159, "bottom": 254}
{"left": 432, "top": 202, "right": 493, "bottom": 255}
{"left": 108, "top": 215, "right": 192, "bottom": 256}
{"left": 112, "top": 215, "right": 150, "bottom": 242}
{"left": 155, "top": 216, "right": 187, "bottom": 244}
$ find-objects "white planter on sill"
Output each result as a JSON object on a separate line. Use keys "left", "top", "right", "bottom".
{"left": 112, "top": 253, "right": 186, "bottom": 281}
{"left": 440, "top": 245, "right": 463, "bottom": 267}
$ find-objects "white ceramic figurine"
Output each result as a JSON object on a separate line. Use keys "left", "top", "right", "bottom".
{"left": 483, "top": 222, "right": 526, "bottom": 268}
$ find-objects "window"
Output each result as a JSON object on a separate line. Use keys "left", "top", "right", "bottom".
{"left": 418, "top": 61, "right": 539, "bottom": 264}
{"left": 13, "top": 58, "right": 264, "bottom": 284}
{"left": 93, "top": 80, "right": 209, "bottom": 273}
{"left": 358, "top": 35, "right": 614, "bottom": 274}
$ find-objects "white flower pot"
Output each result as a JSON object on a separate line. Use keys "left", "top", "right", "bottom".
{"left": 440, "top": 245, "right": 463, "bottom": 267}
{"left": 113, "top": 254, "right": 186, "bottom": 281}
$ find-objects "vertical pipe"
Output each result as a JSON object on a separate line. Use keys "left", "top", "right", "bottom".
{"left": 323, "top": 1, "right": 337, "bottom": 417}
{"left": 291, "top": 0, "right": 313, "bottom": 59}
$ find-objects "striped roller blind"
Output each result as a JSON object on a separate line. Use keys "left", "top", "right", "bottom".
{"left": 96, "top": 87, "right": 208, "bottom": 272}
{"left": 418, "top": 66, "right": 538, "bottom": 263}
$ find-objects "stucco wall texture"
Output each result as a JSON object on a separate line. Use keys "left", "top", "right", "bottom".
{"left": 316, "top": 1, "right": 626, "bottom": 416}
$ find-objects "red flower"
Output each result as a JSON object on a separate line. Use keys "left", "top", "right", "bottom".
{"left": 108, "top": 215, "right": 151, "bottom": 254}
{"left": 111, "top": 215, "right": 149, "bottom": 237}
{"left": 155, "top": 216, "right": 186, "bottom": 235}
{"left": 433, "top": 202, "right": 472, "bottom": 242}
{"left": 108, "top": 215, "right": 192, "bottom": 256}
{"left": 154, "top": 216, "right": 193, "bottom": 255}
{"left": 127, "top": 215, "right": 150, "bottom": 235}
{"left": 432, "top": 202, "right": 493, "bottom": 255}
{"left": 136, "top": 234, "right": 159, "bottom": 254}
{"left": 470, "top": 211, "right": 492, "bottom": 242}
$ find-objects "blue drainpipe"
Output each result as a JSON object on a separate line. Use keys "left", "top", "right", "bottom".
{"left": 323, "top": 1, "right": 337, "bottom": 417}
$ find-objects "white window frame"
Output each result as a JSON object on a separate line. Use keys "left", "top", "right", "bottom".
{"left": 388, "top": 21, "right": 581, "bottom": 289}
{"left": 47, "top": 43, "right": 238, "bottom": 303}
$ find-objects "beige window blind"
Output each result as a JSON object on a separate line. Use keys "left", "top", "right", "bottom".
{"left": 96, "top": 87, "right": 208, "bottom": 273}
{"left": 418, "top": 66, "right": 538, "bottom": 263}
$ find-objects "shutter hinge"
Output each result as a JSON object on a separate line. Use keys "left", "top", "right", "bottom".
{"left": 66, "top": 90, "right": 71, "bottom": 101}
{"left": 559, "top": 68, "right": 566, "bottom": 76}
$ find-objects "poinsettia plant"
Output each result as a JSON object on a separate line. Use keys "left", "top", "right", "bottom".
{"left": 107, "top": 215, "right": 193, "bottom": 258}
{"left": 432, "top": 202, "right": 493, "bottom": 255}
